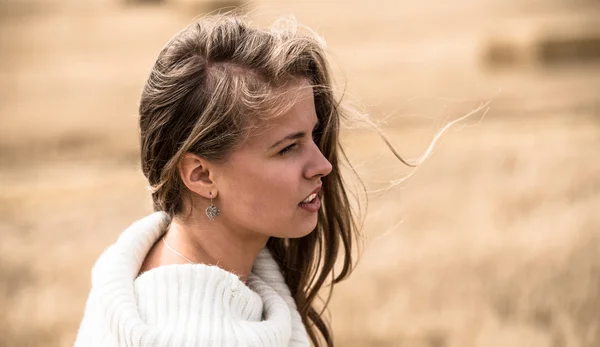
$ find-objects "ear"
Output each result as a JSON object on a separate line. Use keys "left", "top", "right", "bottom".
{"left": 178, "top": 153, "right": 217, "bottom": 199}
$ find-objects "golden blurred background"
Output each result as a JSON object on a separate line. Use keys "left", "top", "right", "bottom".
{"left": 1, "top": 0, "right": 599, "bottom": 346}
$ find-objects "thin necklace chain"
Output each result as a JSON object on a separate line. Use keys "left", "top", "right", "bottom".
{"left": 161, "top": 235, "right": 249, "bottom": 283}
{"left": 162, "top": 236, "right": 194, "bottom": 264}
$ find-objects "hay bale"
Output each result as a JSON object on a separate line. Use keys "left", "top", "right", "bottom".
{"left": 123, "top": 0, "right": 244, "bottom": 12}
{"left": 536, "top": 33, "right": 600, "bottom": 65}
{"left": 124, "top": 0, "right": 165, "bottom": 4}
{"left": 170, "top": 0, "right": 244, "bottom": 13}
{"left": 481, "top": 16, "right": 600, "bottom": 69}
{"left": 483, "top": 40, "right": 525, "bottom": 67}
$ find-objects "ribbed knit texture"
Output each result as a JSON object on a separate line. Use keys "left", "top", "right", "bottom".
{"left": 74, "top": 212, "right": 311, "bottom": 347}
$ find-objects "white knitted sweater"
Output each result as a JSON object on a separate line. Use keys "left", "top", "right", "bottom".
{"left": 74, "top": 212, "right": 311, "bottom": 347}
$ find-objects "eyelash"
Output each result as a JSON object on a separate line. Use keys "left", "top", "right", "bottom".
{"left": 278, "top": 130, "right": 321, "bottom": 156}
{"left": 278, "top": 144, "right": 296, "bottom": 156}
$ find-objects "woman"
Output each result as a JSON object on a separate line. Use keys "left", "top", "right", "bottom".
{"left": 75, "top": 14, "right": 362, "bottom": 347}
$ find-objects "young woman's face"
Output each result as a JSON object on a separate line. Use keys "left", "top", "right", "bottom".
{"left": 213, "top": 80, "right": 332, "bottom": 239}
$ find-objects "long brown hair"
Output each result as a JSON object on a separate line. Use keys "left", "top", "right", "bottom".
{"left": 139, "top": 14, "right": 362, "bottom": 346}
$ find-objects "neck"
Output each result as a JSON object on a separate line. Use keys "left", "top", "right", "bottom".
{"left": 164, "top": 212, "right": 268, "bottom": 283}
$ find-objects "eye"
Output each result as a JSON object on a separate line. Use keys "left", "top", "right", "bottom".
{"left": 278, "top": 143, "right": 297, "bottom": 156}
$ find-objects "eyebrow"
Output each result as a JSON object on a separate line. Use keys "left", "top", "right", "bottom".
{"left": 269, "top": 119, "right": 320, "bottom": 150}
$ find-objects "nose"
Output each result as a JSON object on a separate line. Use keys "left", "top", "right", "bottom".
{"left": 304, "top": 144, "right": 333, "bottom": 179}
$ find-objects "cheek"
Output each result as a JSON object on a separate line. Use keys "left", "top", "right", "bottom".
{"left": 251, "top": 165, "right": 299, "bottom": 211}
{"left": 223, "top": 163, "right": 300, "bottom": 223}
{"left": 223, "top": 165, "right": 299, "bottom": 219}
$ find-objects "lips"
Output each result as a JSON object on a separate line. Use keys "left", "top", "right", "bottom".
{"left": 301, "top": 193, "right": 317, "bottom": 204}
{"left": 300, "top": 185, "right": 322, "bottom": 204}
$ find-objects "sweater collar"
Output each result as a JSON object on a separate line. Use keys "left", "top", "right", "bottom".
{"left": 86, "top": 212, "right": 310, "bottom": 347}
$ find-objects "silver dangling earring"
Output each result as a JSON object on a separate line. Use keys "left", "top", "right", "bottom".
{"left": 205, "top": 192, "right": 220, "bottom": 220}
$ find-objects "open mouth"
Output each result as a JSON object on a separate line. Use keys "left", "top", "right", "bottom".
{"left": 298, "top": 192, "right": 321, "bottom": 212}
{"left": 300, "top": 193, "right": 317, "bottom": 204}
{"left": 298, "top": 185, "right": 322, "bottom": 212}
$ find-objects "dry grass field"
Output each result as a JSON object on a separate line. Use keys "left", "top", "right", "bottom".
{"left": 1, "top": 1, "right": 599, "bottom": 346}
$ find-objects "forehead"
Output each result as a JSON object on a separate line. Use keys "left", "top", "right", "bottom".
{"left": 243, "top": 81, "right": 317, "bottom": 148}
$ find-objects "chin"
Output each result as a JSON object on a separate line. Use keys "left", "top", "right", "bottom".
{"left": 290, "top": 220, "right": 319, "bottom": 239}
{"left": 270, "top": 222, "right": 317, "bottom": 239}
{"left": 267, "top": 214, "right": 319, "bottom": 239}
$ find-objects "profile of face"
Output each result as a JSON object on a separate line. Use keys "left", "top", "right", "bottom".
{"left": 193, "top": 79, "right": 333, "bottom": 240}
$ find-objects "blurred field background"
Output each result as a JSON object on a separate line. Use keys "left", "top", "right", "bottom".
{"left": 1, "top": 0, "right": 600, "bottom": 346}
